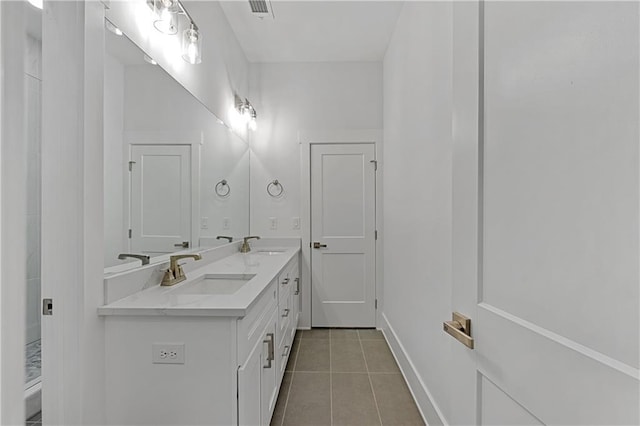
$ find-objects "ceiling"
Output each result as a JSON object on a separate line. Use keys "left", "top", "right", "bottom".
{"left": 219, "top": 1, "right": 404, "bottom": 63}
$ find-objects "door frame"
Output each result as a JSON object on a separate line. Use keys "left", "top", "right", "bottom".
{"left": 123, "top": 131, "right": 202, "bottom": 253}
{"left": 299, "top": 129, "right": 383, "bottom": 329}
{"left": 0, "top": 1, "right": 28, "bottom": 423}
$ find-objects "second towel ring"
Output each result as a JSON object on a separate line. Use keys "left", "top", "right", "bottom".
{"left": 267, "top": 179, "right": 284, "bottom": 197}
{"left": 215, "top": 179, "right": 231, "bottom": 197}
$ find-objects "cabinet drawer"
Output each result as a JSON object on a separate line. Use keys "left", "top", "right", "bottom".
{"left": 277, "top": 327, "right": 293, "bottom": 378}
{"left": 237, "top": 280, "right": 277, "bottom": 363}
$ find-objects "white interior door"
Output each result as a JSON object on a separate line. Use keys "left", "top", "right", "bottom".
{"left": 451, "top": 2, "right": 639, "bottom": 424}
{"left": 130, "top": 145, "right": 191, "bottom": 254}
{"left": 311, "top": 143, "right": 376, "bottom": 327}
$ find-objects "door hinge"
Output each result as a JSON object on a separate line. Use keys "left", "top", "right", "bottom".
{"left": 42, "top": 298, "right": 53, "bottom": 316}
{"left": 375, "top": 230, "right": 378, "bottom": 240}
{"left": 370, "top": 160, "right": 378, "bottom": 171}
{"left": 128, "top": 229, "right": 132, "bottom": 239}
{"left": 128, "top": 161, "right": 136, "bottom": 171}
{"left": 375, "top": 299, "right": 378, "bottom": 309}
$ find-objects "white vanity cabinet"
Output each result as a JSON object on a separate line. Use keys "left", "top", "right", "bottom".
{"left": 102, "top": 252, "right": 300, "bottom": 426}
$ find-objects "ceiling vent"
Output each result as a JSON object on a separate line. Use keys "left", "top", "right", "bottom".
{"left": 249, "top": 0, "right": 274, "bottom": 19}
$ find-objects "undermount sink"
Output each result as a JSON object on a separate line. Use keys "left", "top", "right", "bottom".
{"left": 255, "top": 250, "right": 285, "bottom": 255}
{"left": 170, "top": 274, "right": 256, "bottom": 295}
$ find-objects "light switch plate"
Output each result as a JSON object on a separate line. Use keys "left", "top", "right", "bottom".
{"left": 292, "top": 217, "right": 300, "bottom": 230}
{"left": 223, "top": 217, "right": 230, "bottom": 230}
{"left": 200, "top": 217, "right": 208, "bottom": 229}
{"left": 269, "top": 217, "right": 278, "bottom": 230}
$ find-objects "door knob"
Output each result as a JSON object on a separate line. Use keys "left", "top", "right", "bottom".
{"left": 313, "top": 242, "right": 327, "bottom": 249}
{"left": 174, "top": 241, "right": 189, "bottom": 248}
{"left": 443, "top": 312, "right": 474, "bottom": 349}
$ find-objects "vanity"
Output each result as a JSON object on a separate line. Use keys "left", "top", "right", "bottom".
{"left": 99, "top": 243, "right": 300, "bottom": 426}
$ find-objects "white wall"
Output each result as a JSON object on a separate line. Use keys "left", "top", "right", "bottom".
{"left": 249, "top": 62, "right": 383, "bottom": 328}
{"left": 248, "top": 62, "right": 383, "bottom": 237}
{"left": 104, "top": 53, "right": 125, "bottom": 267}
{"left": 381, "top": 2, "right": 454, "bottom": 424}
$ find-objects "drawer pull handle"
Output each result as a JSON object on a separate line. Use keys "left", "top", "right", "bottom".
{"left": 282, "top": 308, "right": 290, "bottom": 318}
{"left": 294, "top": 277, "right": 300, "bottom": 295}
{"left": 263, "top": 333, "right": 275, "bottom": 368}
{"left": 282, "top": 345, "right": 290, "bottom": 357}
{"left": 282, "top": 278, "right": 290, "bottom": 285}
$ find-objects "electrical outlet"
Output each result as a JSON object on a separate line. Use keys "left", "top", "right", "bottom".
{"left": 269, "top": 217, "right": 278, "bottom": 230}
{"left": 292, "top": 217, "right": 300, "bottom": 230}
{"left": 200, "top": 217, "right": 208, "bottom": 230}
{"left": 223, "top": 217, "right": 230, "bottom": 230}
{"left": 152, "top": 343, "right": 185, "bottom": 364}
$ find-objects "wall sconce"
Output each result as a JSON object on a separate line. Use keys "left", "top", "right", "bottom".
{"left": 149, "top": 0, "right": 201, "bottom": 65}
{"left": 235, "top": 95, "right": 257, "bottom": 131}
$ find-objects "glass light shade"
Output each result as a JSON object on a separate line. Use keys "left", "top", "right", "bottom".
{"left": 182, "top": 26, "right": 202, "bottom": 64}
{"left": 153, "top": 0, "right": 179, "bottom": 35}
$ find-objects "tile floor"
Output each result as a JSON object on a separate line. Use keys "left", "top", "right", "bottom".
{"left": 271, "top": 328, "right": 425, "bottom": 426}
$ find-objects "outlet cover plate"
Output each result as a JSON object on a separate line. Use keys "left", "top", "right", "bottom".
{"left": 152, "top": 343, "right": 185, "bottom": 364}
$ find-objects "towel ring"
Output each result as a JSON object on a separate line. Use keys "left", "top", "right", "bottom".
{"left": 267, "top": 179, "right": 284, "bottom": 197}
{"left": 215, "top": 179, "right": 231, "bottom": 197}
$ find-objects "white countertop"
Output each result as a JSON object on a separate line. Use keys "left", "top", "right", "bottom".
{"left": 97, "top": 247, "right": 299, "bottom": 317}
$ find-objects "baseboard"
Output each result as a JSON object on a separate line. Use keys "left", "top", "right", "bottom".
{"left": 380, "top": 313, "right": 447, "bottom": 426}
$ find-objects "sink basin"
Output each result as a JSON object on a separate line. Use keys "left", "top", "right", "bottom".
{"left": 255, "top": 250, "right": 285, "bottom": 255}
{"left": 170, "top": 274, "right": 256, "bottom": 295}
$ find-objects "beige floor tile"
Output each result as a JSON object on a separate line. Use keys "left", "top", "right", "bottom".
{"left": 282, "top": 372, "right": 331, "bottom": 426}
{"left": 370, "top": 374, "right": 425, "bottom": 426}
{"left": 330, "top": 328, "right": 359, "bottom": 339}
{"left": 302, "top": 329, "right": 330, "bottom": 339}
{"left": 331, "top": 339, "right": 367, "bottom": 372}
{"left": 295, "top": 338, "right": 330, "bottom": 372}
{"left": 358, "top": 329, "right": 385, "bottom": 340}
{"left": 332, "top": 373, "right": 382, "bottom": 426}
{"left": 271, "top": 372, "right": 293, "bottom": 426}
{"left": 361, "top": 340, "right": 400, "bottom": 373}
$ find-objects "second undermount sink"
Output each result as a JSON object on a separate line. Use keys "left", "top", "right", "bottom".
{"left": 170, "top": 274, "right": 256, "bottom": 295}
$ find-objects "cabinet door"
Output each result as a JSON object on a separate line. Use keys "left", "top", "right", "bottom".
{"left": 238, "top": 337, "right": 262, "bottom": 426}
{"left": 260, "top": 310, "right": 279, "bottom": 425}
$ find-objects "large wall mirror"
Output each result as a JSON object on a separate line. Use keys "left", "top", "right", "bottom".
{"left": 104, "top": 20, "right": 250, "bottom": 272}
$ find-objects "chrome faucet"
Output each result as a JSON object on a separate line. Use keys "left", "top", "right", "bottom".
{"left": 240, "top": 236, "right": 260, "bottom": 253}
{"left": 216, "top": 236, "right": 233, "bottom": 243}
{"left": 161, "top": 253, "right": 202, "bottom": 286}
{"left": 118, "top": 253, "right": 150, "bottom": 265}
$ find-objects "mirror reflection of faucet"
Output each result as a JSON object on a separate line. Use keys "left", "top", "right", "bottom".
{"left": 240, "top": 236, "right": 260, "bottom": 253}
{"left": 216, "top": 235, "right": 233, "bottom": 243}
{"left": 117, "top": 253, "right": 150, "bottom": 265}
{"left": 161, "top": 254, "right": 202, "bottom": 286}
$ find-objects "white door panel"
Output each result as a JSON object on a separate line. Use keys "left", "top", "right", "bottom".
{"left": 452, "top": 2, "right": 639, "bottom": 425}
{"left": 130, "top": 145, "right": 191, "bottom": 254}
{"left": 311, "top": 144, "right": 376, "bottom": 327}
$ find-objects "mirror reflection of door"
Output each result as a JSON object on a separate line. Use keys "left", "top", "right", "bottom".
{"left": 129, "top": 144, "right": 191, "bottom": 254}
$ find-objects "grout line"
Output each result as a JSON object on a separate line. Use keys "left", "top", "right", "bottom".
{"left": 329, "top": 331, "right": 334, "bottom": 426}
{"left": 359, "top": 330, "right": 384, "bottom": 426}
{"left": 280, "top": 333, "right": 302, "bottom": 426}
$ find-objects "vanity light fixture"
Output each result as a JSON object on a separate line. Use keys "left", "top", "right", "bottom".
{"left": 152, "top": 0, "right": 179, "bottom": 35}
{"left": 27, "top": 0, "right": 43, "bottom": 10}
{"left": 148, "top": 0, "right": 202, "bottom": 65}
{"left": 182, "top": 23, "right": 202, "bottom": 65}
{"left": 235, "top": 96, "right": 258, "bottom": 131}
